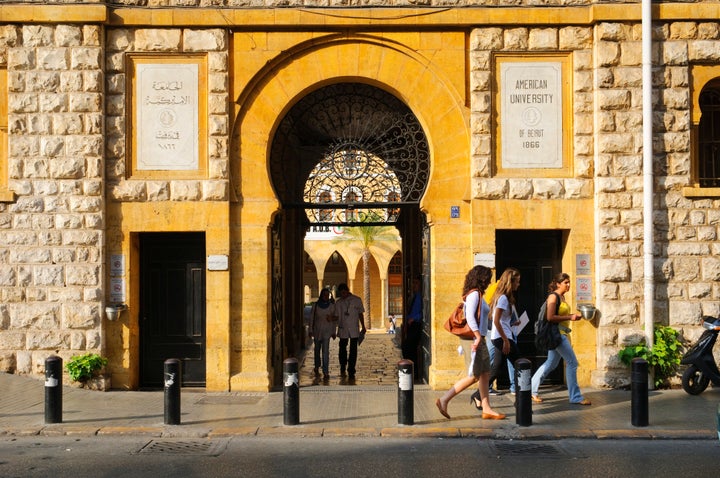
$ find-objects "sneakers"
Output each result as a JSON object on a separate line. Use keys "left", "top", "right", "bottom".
{"left": 488, "top": 388, "right": 504, "bottom": 396}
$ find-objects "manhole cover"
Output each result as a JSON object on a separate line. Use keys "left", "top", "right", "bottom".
{"left": 492, "top": 441, "right": 565, "bottom": 457}
{"left": 137, "top": 439, "right": 227, "bottom": 456}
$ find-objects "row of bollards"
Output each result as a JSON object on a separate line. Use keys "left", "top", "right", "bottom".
{"left": 42, "top": 355, "right": 652, "bottom": 428}
{"left": 43, "top": 356, "right": 183, "bottom": 426}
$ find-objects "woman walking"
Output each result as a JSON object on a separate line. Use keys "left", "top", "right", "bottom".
{"left": 488, "top": 267, "right": 522, "bottom": 395}
{"left": 435, "top": 265, "right": 506, "bottom": 420}
{"left": 531, "top": 273, "right": 591, "bottom": 405}
{"left": 308, "top": 288, "right": 337, "bottom": 381}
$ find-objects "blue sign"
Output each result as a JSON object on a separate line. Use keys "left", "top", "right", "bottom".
{"left": 450, "top": 206, "right": 460, "bottom": 218}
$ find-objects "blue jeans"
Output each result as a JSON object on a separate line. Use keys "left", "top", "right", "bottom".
{"left": 531, "top": 334, "right": 585, "bottom": 403}
{"left": 486, "top": 335, "right": 515, "bottom": 393}
{"left": 314, "top": 337, "right": 331, "bottom": 375}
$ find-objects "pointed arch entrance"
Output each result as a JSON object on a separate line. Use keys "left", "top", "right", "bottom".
{"left": 269, "top": 82, "right": 430, "bottom": 387}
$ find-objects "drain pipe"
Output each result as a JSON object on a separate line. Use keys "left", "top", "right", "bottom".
{"left": 642, "top": 0, "right": 655, "bottom": 354}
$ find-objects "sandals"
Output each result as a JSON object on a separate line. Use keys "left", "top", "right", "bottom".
{"left": 573, "top": 398, "right": 592, "bottom": 406}
{"left": 531, "top": 395, "right": 543, "bottom": 403}
{"left": 470, "top": 391, "right": 482, "bottom": 410}
{"left": 481, "top": 412, "right": 506, "bottom": 420}
{"left": 435, "top": 398, "right": 451, "bottom": 419}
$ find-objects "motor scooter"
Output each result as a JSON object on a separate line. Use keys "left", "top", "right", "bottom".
{"left": 680, "top": 316, "right": 720, "bottom": 395}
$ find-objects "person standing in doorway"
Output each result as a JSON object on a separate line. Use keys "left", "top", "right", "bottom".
{"left": 402, "top": 275, "right": 423, "bottom": 379}
{"left": 335, "top": 283, "right": 366, "bottom": 383}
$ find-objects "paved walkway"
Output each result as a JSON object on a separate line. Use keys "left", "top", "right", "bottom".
{"left": 1, "top": 332, "right": 719, "bottom": 440}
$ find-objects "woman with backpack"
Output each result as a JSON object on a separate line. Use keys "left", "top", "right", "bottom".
{"left": 435, "top": 265, "right": 506, "bottom": 420}
{"left": 530, "top": 272, "right": 591, "bottom": 405}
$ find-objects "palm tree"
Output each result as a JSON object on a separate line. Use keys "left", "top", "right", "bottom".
{"left": 333, "top": 214, "right": 399, "bottom": 329}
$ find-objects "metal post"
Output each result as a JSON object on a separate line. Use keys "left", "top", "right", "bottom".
{"left": 164, "top": 358, "right": 182, "bottom": 425}
{"left": 283, "top": 358, "right": 299, "bottom": 425}
{"left": 44, "top": 355, "right": 63, "bottom": 424}
{"left": 515, "top": 358, "right": 532, "bottom": 427}
{"left": 397, "top": 359, "right": 414, "bottom": 425}
{"left": 631, "top": 357, "right": 649, "bottom": 427}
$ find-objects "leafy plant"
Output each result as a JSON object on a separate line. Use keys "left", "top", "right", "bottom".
{"left": 618, "top": 325, "right": 684, "bottom": 388}
{"left": 65, "top": 353, "right": 108, "bottom": 382}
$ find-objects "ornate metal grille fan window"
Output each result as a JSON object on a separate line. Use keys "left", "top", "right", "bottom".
{"left": 304, "top": 142, "right": 403, "bottom": 224}
{"left": 270, "top": 83, "right": 430, "bottom": 226}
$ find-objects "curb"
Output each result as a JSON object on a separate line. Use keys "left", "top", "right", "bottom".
{"left": 2, "top": 425, "right": 716, "bottom": 440}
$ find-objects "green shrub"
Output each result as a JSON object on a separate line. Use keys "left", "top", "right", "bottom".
{"left": 65, "top": 353, "right": 108, "bottom": 382}
{"left": 618, "top": 325, "right": 684, "bottom": 388}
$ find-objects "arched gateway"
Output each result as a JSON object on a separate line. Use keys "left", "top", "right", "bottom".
{"left": 268, "top": 82, "right": 431, "bottom": 387}
{"left": 232, "top": 35, "right": 471, "bottom": 391}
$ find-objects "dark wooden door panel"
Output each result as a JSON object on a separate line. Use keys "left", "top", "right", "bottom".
{"left": 140, "top": 233, "right": 206, "bottom": 388}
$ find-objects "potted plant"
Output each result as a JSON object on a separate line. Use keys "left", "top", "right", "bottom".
{"left": 65, "top": 353, "right": 110, "bottom": 390}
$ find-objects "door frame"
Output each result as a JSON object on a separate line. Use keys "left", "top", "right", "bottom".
{"left": 139, "top": 232, "right": 207, "bottom": 388}
{"left": 495, "top": 229, "right": 566, "bottom": 387}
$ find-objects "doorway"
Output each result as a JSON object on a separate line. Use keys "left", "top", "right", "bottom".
{"left": 495, "top": 229, "right": 565, "bottom": 387}
{"left": 139, "top": 232, "right": 207, "bottom": 388}
{"left": 268, "top": 82, "right": 431, "bottom": 388}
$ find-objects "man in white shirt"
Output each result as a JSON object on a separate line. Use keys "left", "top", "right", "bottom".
{"left": 334, "top": 283, "right": 366, "bottom": 382}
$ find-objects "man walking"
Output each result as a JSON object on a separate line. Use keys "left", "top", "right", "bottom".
{"left": 335, "top": 283, "right": 366, "bottom": 382}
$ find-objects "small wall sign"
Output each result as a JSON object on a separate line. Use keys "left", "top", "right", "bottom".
{"left": 207, "top": 255, "right": 229, "bottom": 271}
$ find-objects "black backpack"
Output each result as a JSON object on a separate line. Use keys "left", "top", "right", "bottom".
{"left": 534, "top": 292, "right": 563, "bottom": 351}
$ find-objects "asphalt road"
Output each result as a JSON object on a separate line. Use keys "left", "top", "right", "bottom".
{"left": 1, "top": 435, "right": 719, "bottom": 478}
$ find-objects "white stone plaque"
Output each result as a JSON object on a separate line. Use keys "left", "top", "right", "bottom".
{"left": 501, "top": 62, "right": 563, "bottom": 169}
{"left": 136, "top": 63, "right": 199, "bottom": 170}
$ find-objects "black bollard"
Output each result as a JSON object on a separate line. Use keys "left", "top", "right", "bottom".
{"left": 283, "top": 358, "right": 299, "bottom": 425}
{"left": 631, "top": 357, "right": 649, "bottom": 427}
{"left": 397, "top": 359, "right": 414, "bottom": 425}
{"left": 44, "top": 355, "right": 63, "bottom": 424}
{"left": 515, "top": 358, "right": 532, "bottom": 427}
{"left": 164, "top": 358, "right": 182, "bottom": 425}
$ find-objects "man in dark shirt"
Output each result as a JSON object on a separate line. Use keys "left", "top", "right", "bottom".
{"left": 402, "top": 276, "right": 423, "bottom": 380}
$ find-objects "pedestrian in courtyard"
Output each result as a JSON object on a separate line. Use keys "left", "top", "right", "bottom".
{"left": 402, "top": 275, "right": 423, "bottom": 379}
{"left": 335, "top": 283, "right": 366, "bottom": 382}
{"left": 531, "top": 272, "right": 591, "bottom": 405}
{"left": 387, "top": 314, "right": 396, "bottom": 334}
{"left": 435, "top": 265, "right": 506, "bottom": 420}
{"left": 488, "top": 267, "right": 522, "bottom": 397}
{"left": 308, "top": 288, "right": 337, "bottom": 381}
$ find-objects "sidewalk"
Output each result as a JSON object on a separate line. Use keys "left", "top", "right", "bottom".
{"left": 1, "top": 333, "right": 719, "bottom": 440}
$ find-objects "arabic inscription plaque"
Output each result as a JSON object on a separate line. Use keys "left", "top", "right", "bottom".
{"left": 136, "top": 63, "right": 199, "bottom": 170}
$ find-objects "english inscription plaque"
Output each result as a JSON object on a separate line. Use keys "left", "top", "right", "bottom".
{"left": 501, "top": 62, "right": 562, "bottom": 169}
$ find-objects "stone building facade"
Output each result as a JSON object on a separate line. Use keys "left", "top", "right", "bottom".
{"left": 0, "top": 0, "right": 719, "bottom": 391}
